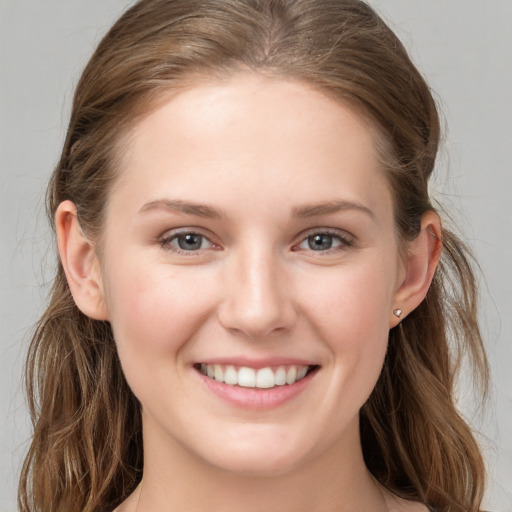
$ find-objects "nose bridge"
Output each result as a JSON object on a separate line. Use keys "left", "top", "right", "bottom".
{"left": 218, "top": 241, "right": 295, "bottom": 338}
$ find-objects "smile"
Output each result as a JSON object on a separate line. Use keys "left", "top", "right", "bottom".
{"left": 197, "top": 363, "right": 317, "bottom": 389}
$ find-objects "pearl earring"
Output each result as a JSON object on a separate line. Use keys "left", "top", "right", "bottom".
{"left": 393, "top": 309, "right": 402, "bottom": 318}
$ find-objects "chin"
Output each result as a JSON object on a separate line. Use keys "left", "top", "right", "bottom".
{"left": 209, "top": 451, "right": 304, "bottom": 478}
{"left": 195, "top": 431, "right": 315, "bottom": 478}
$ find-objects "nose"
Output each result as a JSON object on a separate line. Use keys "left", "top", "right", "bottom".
{"left": 217, "top": 247, "right": 297, "bottom": 339}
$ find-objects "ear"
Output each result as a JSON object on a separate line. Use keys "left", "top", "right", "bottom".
{"left": 56, "top": 200, "right": 109, "bottom": 321}
{"left": 390, "top": 210, "right": 443, "bottom": 327}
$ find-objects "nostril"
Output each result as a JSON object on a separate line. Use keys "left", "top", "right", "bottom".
{"left": 217, "top": 292, "right": 298, "bottom": 339}
{"left": 217, "top": 306, "right": 294, "bottom": 339}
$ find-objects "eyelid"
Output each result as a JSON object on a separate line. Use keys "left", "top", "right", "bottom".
{"left": 157, "top": 228, "right": 221, "bottom": 254}
{"left": 155, "top": 226, "right": 355, "bottom": 256}
{"left": 292, "top": 227, "right": 356, "bottom": 253}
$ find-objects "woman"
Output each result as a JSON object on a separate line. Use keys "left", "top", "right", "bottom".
{"left": 18, "top": 1, "right": 489, "bottom": 511}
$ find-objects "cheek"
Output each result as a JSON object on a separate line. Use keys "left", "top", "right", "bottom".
{"left": 300, "top": 257, "right": 395, "bottom": 378}
{"left": 103, "top": 263, "right": 218, "bottom": 409}
{"left": 305, "top": 258, "right": 395, "bottom": 331}
{"left": 104, "top": 262, "right": 214, "bottom": 362}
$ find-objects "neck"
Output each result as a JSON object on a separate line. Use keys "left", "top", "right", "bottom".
{"left": 126, "top": 419, "right": 390, "bottom": 512}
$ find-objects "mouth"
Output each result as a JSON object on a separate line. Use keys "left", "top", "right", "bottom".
{"left": 195, "top": 363, "right": 320, "bottom": 390}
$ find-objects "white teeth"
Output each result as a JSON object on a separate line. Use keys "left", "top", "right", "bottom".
{"left": 199, "top": 364, "right": 312, "bottom": 389}
{"left": 256, "top": 367, "right": 275, "bottom": 388}
{"left": 214, "top": 364, "right": 223, "bottom": 382}
{"left": 297, "top": 366, "right": 308, "bottom": 380}
{"left": 274, "top": 366, "right": 287, "bottom": 386}
{"left": 224, "top": 365, "right": 238, "bottom": 385}
{"left": 286, "top": 366, "right": 297, "bottom": 385}
{"left": 238, "top": 367, "right": 256, "bottom": 387}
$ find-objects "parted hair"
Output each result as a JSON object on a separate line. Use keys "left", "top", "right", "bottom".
{"left": 19, "top": 1, "right": 489, "bottom": 511}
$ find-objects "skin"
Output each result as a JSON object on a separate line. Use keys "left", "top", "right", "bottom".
{"left": 57, "top": 74, "right": 441, "bottom": 511}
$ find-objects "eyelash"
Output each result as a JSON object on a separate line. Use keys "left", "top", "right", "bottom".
{"left": 292, "top": 229, "right": 355, "bottom": 255}
{"left": 158, "top": 230, "right": 218, "bottom": 255}
{"left": 157, "top": 228, "right": 355, "bottom": 255}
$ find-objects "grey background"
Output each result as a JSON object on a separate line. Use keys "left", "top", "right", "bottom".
{"left": 1, "top": 1, "right": 510, "bottom": 511}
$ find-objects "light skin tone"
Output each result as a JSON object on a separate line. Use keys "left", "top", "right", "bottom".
{"left": 56, "top": 74, "right": 441, "bottom": 512}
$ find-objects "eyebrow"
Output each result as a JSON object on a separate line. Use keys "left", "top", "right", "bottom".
{"left": 292, "top": 200, "right": 375, "bottom": 219}
{"left": 139, "top": 199, "right": 224, "bottom": 219}
{"left": 139, "top": 198, "right": 374, "bottom": 220}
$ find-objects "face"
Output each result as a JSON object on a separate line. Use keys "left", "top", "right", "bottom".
{"left": 98, "top": 74, "right": 404, "bottom": 476}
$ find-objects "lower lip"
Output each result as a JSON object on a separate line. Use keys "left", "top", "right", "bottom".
{"left": 196, "top": 368, "right": 318, "bottom": 410}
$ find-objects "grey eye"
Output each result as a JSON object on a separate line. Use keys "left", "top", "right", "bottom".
{"left": 307, "top": 234, "right": 336, "bottom": 251}
{"left": 176, "top": 233, "right": 204, "bottom": 250}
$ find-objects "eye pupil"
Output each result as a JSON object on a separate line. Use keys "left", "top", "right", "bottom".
{"left": 178, "top": 233, "right": 202, "bottom": 250}
{"left": 308, "top": 234, "right": 333, "bottom": 251}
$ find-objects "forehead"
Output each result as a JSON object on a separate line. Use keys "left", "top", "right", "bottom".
{"left": 112, "top": 74, "right": 392, "bottom": 223}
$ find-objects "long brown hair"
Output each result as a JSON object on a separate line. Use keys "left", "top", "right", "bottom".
{"left": 19, "top": 1, "right": 489, "bottom": 511}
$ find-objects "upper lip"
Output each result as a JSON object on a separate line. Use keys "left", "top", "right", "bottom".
{"left": 195, "top": 357, "right": 319, "bottom": 369}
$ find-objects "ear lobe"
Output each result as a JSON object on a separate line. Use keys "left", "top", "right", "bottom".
{"left": 56, "top": 200, "right": 109, "bottom": 321}
{"left": 390, "top": 210, "right": 443, "bottom": 327}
